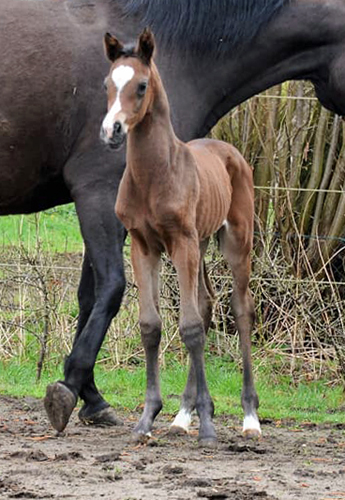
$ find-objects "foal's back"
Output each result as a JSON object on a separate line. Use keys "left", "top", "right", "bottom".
{"left": 187, "top": 138, "right": 253, "bottom": 241}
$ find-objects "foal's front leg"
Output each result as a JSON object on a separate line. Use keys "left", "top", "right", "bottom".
{"left": 130, "top": 237, "right": 163, "bottom": 441}
{"left": 171, "top": 235, "right": 216, "bottom": 447}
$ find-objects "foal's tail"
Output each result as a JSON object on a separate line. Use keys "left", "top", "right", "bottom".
{"left": 203, "top": 259, "right": 215, "bottom": 299}
{"left": 215, "top": 223, "right": 227, "bottom": 256}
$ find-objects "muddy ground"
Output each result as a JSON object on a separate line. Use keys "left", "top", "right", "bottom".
{"left": 0, "top": 395, "right": 345, "bottom": 500}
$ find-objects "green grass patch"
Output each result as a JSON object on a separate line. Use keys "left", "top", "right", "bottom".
{"left": 0, "top": 204, "right": 83, "bottom": 253}
{"left": 0, "top": 357, "right": 344, "bottom": 425}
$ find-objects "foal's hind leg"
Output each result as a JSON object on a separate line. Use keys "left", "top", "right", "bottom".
{"left": 130, "top": 237, "right": 163, "bottom": 441}
{"left": 219, "top": 220, "right": 261, "bottom": 438}
{"left": 170, "top": 239, "right": 214, "bottom": 434}
{"left": 171, "top": 235, "right": 216, "bottom": 447}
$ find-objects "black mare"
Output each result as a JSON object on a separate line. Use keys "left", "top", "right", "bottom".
{"left": 1, "top": 0, "right": 344, "bottom": 433}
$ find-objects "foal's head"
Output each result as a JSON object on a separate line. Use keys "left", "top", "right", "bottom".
{"left": 100, "top": 28, "right": 155, "bottom": 150}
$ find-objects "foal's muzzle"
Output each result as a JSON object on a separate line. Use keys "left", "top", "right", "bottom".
{"left": 100, "top": 120, "right": 126, "bottom": 150}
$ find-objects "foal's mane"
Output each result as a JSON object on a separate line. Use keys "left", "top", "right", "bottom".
{"left": 118, "top": 0, "right": 289, "bottom": 56}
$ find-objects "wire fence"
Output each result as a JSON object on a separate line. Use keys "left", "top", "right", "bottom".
{"left": 0, "top": 231, "right": 344, "bottom": 383}
{"left": 1, "top": 82, "right": 345, "bottom": 381}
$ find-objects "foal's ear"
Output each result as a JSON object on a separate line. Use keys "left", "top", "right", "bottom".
{"left": 137, "top": 28, "right": 155, "bottom": 65}
{"left": 104, "top": 33, "right": 124, "bottom": 62}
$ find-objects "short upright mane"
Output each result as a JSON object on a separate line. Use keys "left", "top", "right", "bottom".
{"left": 118, "top": 0, "right": 289, "bottom": 55}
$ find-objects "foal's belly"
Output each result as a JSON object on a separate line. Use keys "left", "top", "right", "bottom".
{"left": 190, "top": 147, "right": 232, "bottom": 240}
{"left": 196, "top": 181, "right": 231, "bottom": 240}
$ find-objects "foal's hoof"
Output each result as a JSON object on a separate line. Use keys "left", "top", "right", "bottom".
{"left": 243, "top": 428, "right": 262, "bottom": 440}
{"left": 131, "top": 431, "right": 152, "bottom": 444}
{"left": 79, "top": 406, "right": 123, "bottom": 427}
{"left": 44, "top": 382, "right": 77, "bottom": 432}
{"left": 169, "top": 410, "right": 192, "bottom": 435}
{"left": 198, "top": 437, "right": 218, "bottom": 449}
{"left": 243, "top": 415, "right": 262, "bottom": 439}
{"left": 169, "top": 425, "right": 188, "bottom": 435}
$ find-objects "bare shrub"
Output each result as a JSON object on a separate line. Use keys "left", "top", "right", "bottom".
{"left": 1, "top": 83, "right": 345, "bottom": 381}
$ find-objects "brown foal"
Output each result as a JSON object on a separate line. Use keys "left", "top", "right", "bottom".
{"left": 101, "top": 29, "right": 260, "bottom": 447}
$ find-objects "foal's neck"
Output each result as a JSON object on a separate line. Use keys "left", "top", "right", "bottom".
{"left": 126, "top": 63, "right": 178, "bottom": 182}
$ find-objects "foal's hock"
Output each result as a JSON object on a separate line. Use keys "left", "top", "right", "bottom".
{"left": 101, "top": 28, "right": 260, "bottom": 446}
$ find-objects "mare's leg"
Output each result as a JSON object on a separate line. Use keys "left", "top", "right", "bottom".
{"left": 131, "top": 238, "right": 163, "bottom": 441}
{"left": 170, "top": 239, "right": 214, "bottom": 434}
{"left": 171, "top": 235, "right": 216, "bottom": 447}
{"left": 74, "top": 252, "right": 124, "bottom": 426}
{"left": 44, "top": 163, "right": 127, "bottom": 432}
{"left": 219, "top": 213, "right": 261, "bottom": 437}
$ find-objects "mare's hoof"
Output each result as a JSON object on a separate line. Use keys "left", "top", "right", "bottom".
{"left": 79, "top": 406, "right": 123, "bottom": 427}
{"left": 169, "top": 425, "right": 188, "bottom": 435}
{"left": 243, "top": 428, "right": 262, "bottom": 440}
{"left": 198, "top": 437, "right": 218, "bottom": 449}
{"left": 44, "top": 382, "right": 77, "bottom": 432}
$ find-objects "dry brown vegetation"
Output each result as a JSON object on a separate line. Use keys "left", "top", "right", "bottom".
{"left": 1, "top": 82, "right": 345, "bottom": 381}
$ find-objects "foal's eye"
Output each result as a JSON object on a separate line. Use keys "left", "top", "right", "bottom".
{"left": 137, "top": 82, "right": 148, "bottom": 97}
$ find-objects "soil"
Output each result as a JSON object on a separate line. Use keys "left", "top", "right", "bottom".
{"left": 1, "top": 395, "right": 345, "bottom": 500}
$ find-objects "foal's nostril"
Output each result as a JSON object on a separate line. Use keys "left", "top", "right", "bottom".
{"left": 113, "top": 121, "right": 122, "bottom": 135}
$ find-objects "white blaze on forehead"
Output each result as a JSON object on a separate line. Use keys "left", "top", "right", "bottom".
{"left": 102, "top": 65, "right": 135, "bottom": 137}
{"left": 111, "top": 65, "right": 135, "bottom": 89}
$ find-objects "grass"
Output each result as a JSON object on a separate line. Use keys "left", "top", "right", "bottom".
{"left": 0, "top": 204, "right": 83, "bottom": 253}
{"left": 0, "top": 356, "right": 344, "bottom": 425}
{"left": 1, "top": 206, "right": 345, "bottom": 427}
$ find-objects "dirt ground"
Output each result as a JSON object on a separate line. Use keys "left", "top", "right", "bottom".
{"left": 0, "top": 395, "right": 345, "bottom": 500}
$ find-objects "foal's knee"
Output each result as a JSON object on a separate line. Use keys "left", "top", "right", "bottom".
{"left": 180, "top": 321, "right": 205, "bottom": 351}
{"left": 231, "top": 289, "right": 255, "bottom": 322}
{"left": 140, "top": 318, "right": 162, "bottom": 348}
